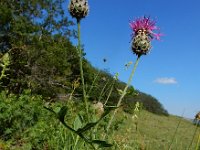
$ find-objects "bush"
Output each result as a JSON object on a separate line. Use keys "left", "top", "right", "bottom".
{"left": 0, "top": 90, "right": 44, "bottom": 140}
{"left": 0, "top": 90, "right": 91, "bottom": 149}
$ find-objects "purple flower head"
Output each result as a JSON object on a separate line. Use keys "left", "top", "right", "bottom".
{"left": 129, "top": 16, "right": 162, "bottom": 40}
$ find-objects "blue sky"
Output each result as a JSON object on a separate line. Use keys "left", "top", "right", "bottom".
{"left": 67, "top": 0, "right": 200, "bottom": 118}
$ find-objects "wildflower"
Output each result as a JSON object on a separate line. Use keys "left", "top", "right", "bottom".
{"left": 68, "top": 0, "right": 89, "bottom": 21}
{"left": 130, "top": 16, "right": 162, "bottom": 56}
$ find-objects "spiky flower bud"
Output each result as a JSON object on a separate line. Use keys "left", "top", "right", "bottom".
{"left": 130, "top": 16, "right": 162, "bottom": 56}
{"left": 68, "top": 0, "right": 89, "bottom": 21}
{"left": 132, "top": 29, "right": 151, "bottom": 56}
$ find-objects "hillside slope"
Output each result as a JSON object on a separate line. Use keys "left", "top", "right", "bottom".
{"left": 112, "top": 110, "right": 199, "bottom": 150}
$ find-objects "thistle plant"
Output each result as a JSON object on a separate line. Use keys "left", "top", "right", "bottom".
{"left": 44, "top": 1, "right": 115, "bottom": 149}
{"left": 68, "top": 0, "right": 89, "bottom": 119}
{"left": 106, "top": 16, "right": 162, "bottom": 136}
{"left": 46, "top": 5, "right": 163, "bottom": 148}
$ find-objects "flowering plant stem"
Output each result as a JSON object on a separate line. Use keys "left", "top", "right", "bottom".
{"left": 77, "top": 19, "right": 89, "bottom": 121}
{"left": 195, "top": 132, "right": 200, "bottom": 150}
{"left": 188, "top": 119, "right": 200, "bottom": 150}
{"left": 105, "top": 56, "right": 140, "bottom": 136}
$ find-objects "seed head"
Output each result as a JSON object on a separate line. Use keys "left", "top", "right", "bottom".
{"left": 68, "top": 0, "right": 89, "bottom": 21}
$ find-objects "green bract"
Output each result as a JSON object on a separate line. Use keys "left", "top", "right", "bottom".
{"left": 68, "top": 0, "right": 89, "bottom": 21}
{"left": 132, "top": 30, "right": 151, "bottom": 56}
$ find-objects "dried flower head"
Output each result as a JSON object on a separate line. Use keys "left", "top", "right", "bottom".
{"left": 130, "top": 16, "right": 162, "bottom": 56}
{"left": 68, "top": 0, "right": 89, "bottom": 21}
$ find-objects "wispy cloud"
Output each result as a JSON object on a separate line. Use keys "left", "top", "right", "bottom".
{"left": 154, "top": 77, "right": 177, "bottom": 84}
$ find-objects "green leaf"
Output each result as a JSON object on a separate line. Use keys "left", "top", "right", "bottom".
{"left": 133, "top": 92, "right": 139, "bottom": 96}
{"left": 43, "top": 106, "right": 56, "bottom": 115}
{"left": 77, "top": 105, "right": 118, "bottom": 134}
{"left": 54, "top": 106, "right": 61, "bottom": 114}
{"left": 73, "top": 115, "right": 83, "bottom": 130}
{"left": 91, "top": 140, "right": 113, "bottom": 148}
{"left": 126, "top": 86, "right": 135, "bottom": 96}
{"left": 126, "top": 86, "right": 139, "bottom": 96}
{"left": 57, "top": 106, "right": 68, "bottom": 123}
{"left": 76, "top": 122, "right": 97, "bottom": 134}
{"left": 5, "top": 128, "right": 13, "bottom": 135}
{"left": 104, "top": 106, "right": 118, "bottom": 115}
{"left": 117, "top": 88, "right": 124, "bottom": 95}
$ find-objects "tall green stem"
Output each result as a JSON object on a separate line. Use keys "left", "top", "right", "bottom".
{"left": 195, "top": 132, "right": 200, "bottom": 150}
{"left": 77, "top": 19, "right": 89, "bottom": 120}
{"left": 87, "top": 71, "right": 100, "bottom": 96}
{"left": 188, "top": 119, "right": 200, "bottom": 150}
{"left": 168, "top": 110, "right": 184, "bottom": 150}
{"left": 104, "top": 79, "right": 115, "bottom": 105}
{"left": 105, "top": 56, "right": 140, "bottom": 136}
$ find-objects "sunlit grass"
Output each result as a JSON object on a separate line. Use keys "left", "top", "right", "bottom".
{"left": 112, "top": 110, "right": 199, "bottom": 149}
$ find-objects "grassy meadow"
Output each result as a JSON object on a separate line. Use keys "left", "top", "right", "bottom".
{"left": 112, "top": 110, "right": 200, "bottom": 150}
{"left": 0, "top": 91, "right": 199, "bottom": 150}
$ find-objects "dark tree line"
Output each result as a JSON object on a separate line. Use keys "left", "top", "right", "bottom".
{"left": 0, "top": 0, "right": 79, "bottom": 97}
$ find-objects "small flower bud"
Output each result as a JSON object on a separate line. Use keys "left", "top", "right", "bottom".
{"left": 68, "top": 0, "right": 89, "bottom": 21}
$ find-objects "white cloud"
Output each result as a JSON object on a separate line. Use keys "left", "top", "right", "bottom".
{"left": 154, "top": 77, "right": 177, "bottom": 84}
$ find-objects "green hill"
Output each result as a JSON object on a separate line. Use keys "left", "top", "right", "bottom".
{"left": 112, "top": 110, "right": 200, "bottom": 149}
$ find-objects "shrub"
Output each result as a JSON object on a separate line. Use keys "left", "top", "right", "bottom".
{"left": 0, "top": 90, "right": 44, "bottom": 140}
